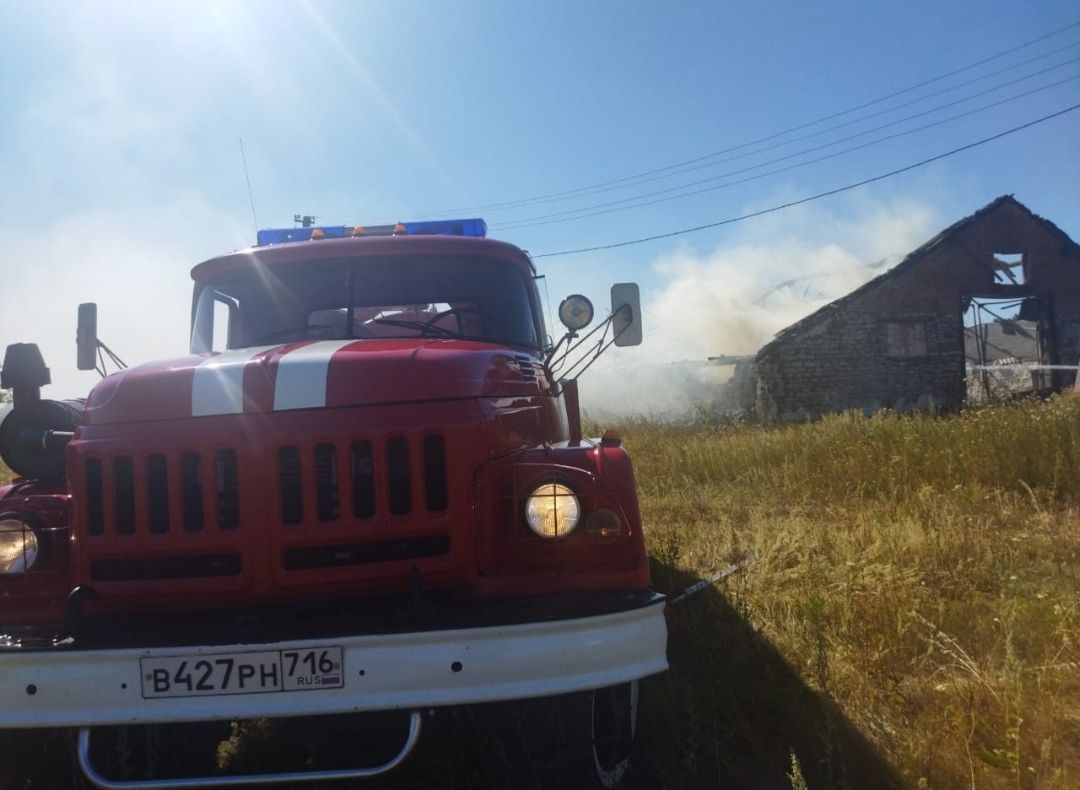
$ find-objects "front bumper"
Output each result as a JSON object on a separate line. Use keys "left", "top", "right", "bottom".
{"left": 0, "top": 593, "right": 667, "bottom": 728}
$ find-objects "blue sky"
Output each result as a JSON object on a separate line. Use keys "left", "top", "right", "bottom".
{"left": 1, "top": 1, "right": 1078, "bottom": 401}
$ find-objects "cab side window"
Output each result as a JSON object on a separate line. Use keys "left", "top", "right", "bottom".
{"left": 212, "top": 295, "right": 238, "bottom": 351}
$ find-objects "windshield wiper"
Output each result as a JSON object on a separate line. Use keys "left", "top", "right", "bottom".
{"left": 365, "top": 318, "right": 460, "bottom": 339}
{"left": 249, "top": 324, "right": 333, "bottom": 346}
{"left": 364, "top": 318, "right": 540, "bottom": 349}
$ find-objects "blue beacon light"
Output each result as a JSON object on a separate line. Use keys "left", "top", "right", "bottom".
{"left": 256, "top": 218, "right": 487, "bottom": 246}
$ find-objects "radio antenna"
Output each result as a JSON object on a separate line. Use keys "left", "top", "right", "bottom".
{"left": 239, "top": 137, "right": 259, "bottom": 236}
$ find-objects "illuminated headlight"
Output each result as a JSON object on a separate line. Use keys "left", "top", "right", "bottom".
{"left": 0, "top": 518, "right": 39, "bottom": 574}
{"left": 525, "top": 483, "right": 581, "bottom": 539}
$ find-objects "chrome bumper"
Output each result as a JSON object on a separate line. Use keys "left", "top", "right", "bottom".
{"left": 0, "top": 598, "right": 667, "bottom": 728}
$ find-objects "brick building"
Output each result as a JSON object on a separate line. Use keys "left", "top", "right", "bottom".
{"left": 751, "top": 196, "right": 1080, "bottom": 421}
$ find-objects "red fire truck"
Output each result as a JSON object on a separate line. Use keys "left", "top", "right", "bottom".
{"left": 0, "top": 218, "right": 667, "bottom": 788}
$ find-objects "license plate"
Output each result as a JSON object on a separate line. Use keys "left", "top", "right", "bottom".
{"left": 140, "top": 646, "right": 344, "bottom": 699}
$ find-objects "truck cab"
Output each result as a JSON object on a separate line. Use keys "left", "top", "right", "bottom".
{"left": 0, "top": 218, "right": 667, "bottom": 788}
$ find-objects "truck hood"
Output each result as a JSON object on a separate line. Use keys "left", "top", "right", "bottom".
{"left": 83, "top": 339, "right": 545, "bottom": 426}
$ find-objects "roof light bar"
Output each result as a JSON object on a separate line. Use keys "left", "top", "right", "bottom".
{"left": 256, "top": 218, "right": 487, "bottom": 246}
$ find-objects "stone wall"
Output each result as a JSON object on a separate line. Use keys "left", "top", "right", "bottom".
{"left": 1053, "top": 311, "right": 1080, "bottom": 389}
{"left": 755, "top": 311, "right": 964, "bottom": 422}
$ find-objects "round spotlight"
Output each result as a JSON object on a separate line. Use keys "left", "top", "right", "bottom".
{"left": 558, "top": 295, "right": 594, "bottom": 331}
{"left": 525, "top": 482, "right": 581, "bottom": 538}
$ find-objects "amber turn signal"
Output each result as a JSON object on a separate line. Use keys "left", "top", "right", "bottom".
{"left": 585, "top": 508, "right": 622, "bottom": 543}
{"left": 601, "top": 429, "right": 622, "bottom": 447}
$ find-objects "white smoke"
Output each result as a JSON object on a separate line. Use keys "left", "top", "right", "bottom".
{"left": 580, "top": 196, "right": 939, "bottom": 420}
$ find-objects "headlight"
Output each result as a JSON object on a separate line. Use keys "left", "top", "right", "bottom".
{"left": 0, "top": 517, "right": 39, "bottom": 573}
{"left": 525, "top": 483, "right": 581, "bottom": 538}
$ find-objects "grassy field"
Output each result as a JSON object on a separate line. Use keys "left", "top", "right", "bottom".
{"left": 2, "top": 398, "right": 1079, "bottom": 788}
{"left": 631, "top": 397, "right": 1080, "bottom": 789}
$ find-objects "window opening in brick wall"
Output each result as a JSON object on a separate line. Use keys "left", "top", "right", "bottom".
{"left": 992, "top": 252, "right": 1025, "bottom": 285}
{"left": 885, "top": 322, "right": 928, "bottom": 358}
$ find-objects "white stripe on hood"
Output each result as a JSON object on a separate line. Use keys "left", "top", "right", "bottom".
{"left": 273, "top": 340, "right": 357, "bottom": 411}
{"left": 191, "top": 345, "right": 279, "bottom": 417}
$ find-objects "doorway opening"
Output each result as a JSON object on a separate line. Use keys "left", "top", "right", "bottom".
{"left": 963, "top": 295, "right": 1051, "bottom": 402}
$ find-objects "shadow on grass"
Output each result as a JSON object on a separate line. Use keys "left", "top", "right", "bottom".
{"left": 647, "top": 558, "right": 903, "bottom": 789}
{"left": 0, "top": 562, "right": 901, "bottom": 789}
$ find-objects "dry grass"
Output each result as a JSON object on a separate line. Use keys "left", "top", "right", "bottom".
{"left": 622, "top": 396, "right": 1080, "bottom": 789}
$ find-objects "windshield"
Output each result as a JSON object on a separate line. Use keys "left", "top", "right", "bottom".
{"left": 192, "top": 254, "right": 541, "bottom": 352}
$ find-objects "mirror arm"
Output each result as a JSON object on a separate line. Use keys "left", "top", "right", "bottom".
{"left": 564, "top": 338, "right": 615, "bottom": 382}
{"left": 559, "top": 327, "right": 612, "bottom": 382}
{"left": 543, "top": 332, "right": 570, "bottom": 369}
{"left": 548, "top": 320, "right": 606, "bottom": 380}
{"left": 94, "top": 340, "right": 127, "bottom": 378}
{"left": 554, "top": 315, "right": 615, "bottom": 383}
{"left": 548, "top": 304, "right": 633, "bottom": 389}
{"left": 549, "top": 333, "right": 582, "bottom": 374}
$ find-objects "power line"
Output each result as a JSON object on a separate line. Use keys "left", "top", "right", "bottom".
{"left": 316, "top": 21, "right": 1080, "bottom": 226}
{"left": 490, "top": 43, "right": 1080, "bottom": 217}
{"left": 316, "top": 23, "right": 1080, "bottom": 223}
{"left": 395, "top": 19, "right": 1080, "bottom": 216}
{"left": 531, "top": 102, "right": 1080, "bottom": 259}
{"left": 495, "top": 70, "right": 1080, "bottom": 230}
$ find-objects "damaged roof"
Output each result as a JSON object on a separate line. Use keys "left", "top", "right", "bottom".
{"left": 756, "top": 195, "right": 1080, "bottom": 361}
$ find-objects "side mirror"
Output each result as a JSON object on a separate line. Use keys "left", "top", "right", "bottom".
{"left": 610, "top": 283, "right": 642, "bottom": 347}
{"left": 77, "top": 303, "right": 98, "bottom": 371}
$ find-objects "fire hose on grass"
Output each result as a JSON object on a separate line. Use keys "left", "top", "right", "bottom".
{"left": 667, "top": 556, "right": 753, "bottom": 606}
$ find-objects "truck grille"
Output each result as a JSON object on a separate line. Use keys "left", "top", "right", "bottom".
{"left": 77, "top": 432, "right": 453, "bottom": 583}
{"left": 147, "top": 454, "right": 169, "bottom": 533}
{"left": 274, "top": 434, "right": 449, "bottom": 525}
{"left": 216, "top": 450, "right": 240, "bottom": 529}
{"left": 277, "top": 446, "right": 304, "bottom": 525}
{"left": 84, "top": 450, "right": 240, "bottom": 537}
{"left": 314, "top": 443, "right": 339, "bottom": 521}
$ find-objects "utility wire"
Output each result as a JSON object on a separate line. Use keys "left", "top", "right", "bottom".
{"left": 496, "top": 71, "right": 1080, "bottom": 230}
{"left": 317, "top": 21, "right": 1080, "bottom": 222}
{"left": 490, "top": 44, "right": 1080, "bottom": 217}
{"left": 401, "top": 20, "right": 1080, "bottom": 215}
{"left": 531, "top": 102, "right": 1080, "bottom": 259}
